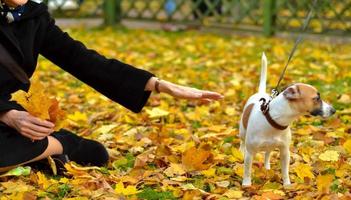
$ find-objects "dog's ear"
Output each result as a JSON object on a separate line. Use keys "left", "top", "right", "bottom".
{"left": 283, "top": 85, "right": 300, "bottom": 100}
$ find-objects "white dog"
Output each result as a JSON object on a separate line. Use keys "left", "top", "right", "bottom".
{"left": 239, "top": 53, "right": 335, "bottom": 186}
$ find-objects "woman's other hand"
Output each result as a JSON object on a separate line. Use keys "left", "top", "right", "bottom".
{"left": 145, "top": 77, "right": 223, "bottom": 103}
{"left": 0, "top": 110, "right": 54, "bottom": 141}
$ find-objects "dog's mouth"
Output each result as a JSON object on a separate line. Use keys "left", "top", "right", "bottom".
{"left": 310, "top": 109, "right": 323, "bottom": 116}
{"left": 310, "top": 106, "right": 336, "bottom": 118}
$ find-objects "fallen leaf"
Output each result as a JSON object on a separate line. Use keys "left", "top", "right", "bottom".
{"left": 337, "top": 94, "right": 351, "bottom": 104}
{"left": 182, "top": 146, "right": 214, "bottom": 171}
{"left": 201, "top": 168, "right": 216, "bottom": 177}
{"left": 146, "top": 107, "right": 169, "bottom": 118}
{"left": 319, "top": 150, "right": 339, "bottom": 162}
{"left": 294, "top": 164, "right": 315, "bottom": 181}
{"left": 115, "top": 182, "right": 139, "bottom": 196}
{"left": 164, "top": 163, "right": 186, "bottom": 177}
{"left": 68, "top": 111, "right": 88, "bottom": 122}
{"left": 223, "top": 189, "right": 244, "bottom": 199}
{"left": 343, "top": 139, "right": 351, "bottom": 154}
{"left": 0, "top": 166, "right": 31, "bottom": 178}
{"left": 316, "top": 174, "right": 334, "bottom": 193}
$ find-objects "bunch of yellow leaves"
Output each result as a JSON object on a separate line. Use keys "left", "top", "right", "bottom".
{"left": 11, "top": 75, "right": 66, "bottom": 131}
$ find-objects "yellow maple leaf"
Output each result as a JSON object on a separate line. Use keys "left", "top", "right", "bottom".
{"left": 48, "top": 99, "right": 66, "bottom": 131}
{"left": 225, "top": 107, "right": 236, "bottom": 116}
{"left": 316, "top": 174, "right": 334, "bottom": 193}
{"left": 36, "top": 171, "right": 52, "bottom": 190}
{"left": 233, "top": 164, "right": 244, "bottom": 177}
{"left": 59, "top": 177, "right": 70, "bottom": 184}
{"left": 0, "top": 181, "right": 34, "bottom": 196}
{"left": 207, "top": 125, "right": 226, "bottom": 133}
{"left": 95, "top": 124, "right": 118, "bottom": 134}
{"left": 201, "top": 168, "right": 216, "bottom": 177}
{"left": 67, "top": 111, "right": 88, "bottom": 122}
{"left": 318, "top": 150, "right": 339, "bottom": 162}
{"left": 223, "top": 189, "right": 244, "bottom": 199}
{"left": 343, "top": 139, "right": 351, "bottom": 154}
{"left": 164, "top": 163, "right": 186, "bottom": 177}
{"left": 229, "top": 147, "right": 244, "bottom": 162}
{"left": 182, "top": 146, "right": 214, "bottom": 171}
{"left": 337, "top": 94, "right": 351, "bottom": 104}
{"left": 12, "top": 80, "right": 51, "bottom": 120}
{"left": 63, "top": 163, "right": 94, "bottom": 177}
{"left": 145, "top": 107, "right": 169, "bottom": 118}
{"left": 11, "top": 76, "right": 66, "bottom": 131}
{"left": 253, "top": 191, "right": 285, "bottom": 200}
{"left": 294, "top": 164, "right": 315, "bottom": 181}
{"left": 115, "top": 182, "right": 139, "bottom": 196}
{"left": 295, "top": 126, "right": 314, "bottom": 136}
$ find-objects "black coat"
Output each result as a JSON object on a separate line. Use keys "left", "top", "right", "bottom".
{"left": 0, "top": 1, "right": 154, "bottom": 113}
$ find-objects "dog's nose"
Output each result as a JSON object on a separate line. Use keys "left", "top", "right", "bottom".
{"left": 331, "top": 107, "right": 336, "bottom": 115}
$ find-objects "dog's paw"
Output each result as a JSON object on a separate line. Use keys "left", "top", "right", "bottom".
{"left": 283, "top": 181, "right": 292, "bottom": 187}
{"left": 242, "top": 179, "right": 252, "bottom": 187}
{"left": 283, "top": 183, "right": 294, "bottom": 189}
{"left": 283, "top": 182, "right": 297, "bottom": 190}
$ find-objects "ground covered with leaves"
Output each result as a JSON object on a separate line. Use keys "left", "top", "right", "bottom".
{"left": 0, "top": 27, "right": 351, "bottom": 200}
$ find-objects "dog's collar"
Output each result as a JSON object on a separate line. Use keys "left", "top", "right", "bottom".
{"left": 259, "top": 98, "right": 288, "bottom": 130}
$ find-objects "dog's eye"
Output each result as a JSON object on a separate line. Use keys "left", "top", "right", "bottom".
{"left": 313, "top": 96, "right": 321, "bottom": 102}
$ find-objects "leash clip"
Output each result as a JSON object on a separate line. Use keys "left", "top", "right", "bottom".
{"left": 259, "top": 98, "right": 270, "bottom": 114}
{"left": 270, "top": 89, "right": 279, "bottom": 99}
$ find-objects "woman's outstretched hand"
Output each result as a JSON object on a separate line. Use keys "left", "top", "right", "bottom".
{"left": 145, "top": 77, "right": 223, "bottom": 103}
{"left": 0, "top": 110, "right": 54, "bottom": 141}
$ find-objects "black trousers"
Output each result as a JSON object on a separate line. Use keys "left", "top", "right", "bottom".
{"left": 0, "top": 122, "right": 109, "bottom": 168}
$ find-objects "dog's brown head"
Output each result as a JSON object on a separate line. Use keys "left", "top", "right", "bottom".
{"left": 282, "top": 83, "right": 335, "bottom": 118}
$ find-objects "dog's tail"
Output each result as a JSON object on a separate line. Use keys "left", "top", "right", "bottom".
{"left": 258, "top": 52, "right": 267, "bottom": 93}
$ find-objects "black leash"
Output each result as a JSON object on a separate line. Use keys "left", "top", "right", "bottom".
{"left": 259, "top": 0, "right": 319, "bottom": 127}
{"left": 271, "top": 0, "right": 319, "bottom": 98}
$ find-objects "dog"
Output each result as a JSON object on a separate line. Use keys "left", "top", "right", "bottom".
{"left": 239, "top": 53, "right": 335, "bottom": 186}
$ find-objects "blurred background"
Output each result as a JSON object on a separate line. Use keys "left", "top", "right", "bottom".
{"left": 39, "top": 0, "right": 351, "bottom": 37}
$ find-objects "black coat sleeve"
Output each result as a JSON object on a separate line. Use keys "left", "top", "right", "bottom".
{"left": 39, "top": 13, "right": 154, "bottom": 113}
{"left": 0, "top": 67, "right": 26, "bottom": 113}
{"left": 0, "top": 99, "right": 25, "bottom": 113}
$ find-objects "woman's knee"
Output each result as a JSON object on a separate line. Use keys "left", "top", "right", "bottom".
{"left": 46, "top": 136, "right": 64, "bottom": 155}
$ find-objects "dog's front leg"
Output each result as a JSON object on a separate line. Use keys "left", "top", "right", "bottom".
{"left": 239, "top": 140, "right": 246, "bottom": 154}
{"left": 264, "top": 151, "right": 271, "bottom": 170}
{"left": 280, "top": 146, "right": 291, "bottom": 186}
{"left": 242, "top": 149, "right": 254, "bottom": 186}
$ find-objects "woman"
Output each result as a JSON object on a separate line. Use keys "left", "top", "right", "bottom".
{"left": 0, "top": 0, "right": 223, "bottom": 172}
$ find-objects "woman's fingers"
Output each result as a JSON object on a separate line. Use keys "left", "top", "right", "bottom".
{"left": 20, "top": 126, "right": 50, "bottom": 137}
{"left": 18, "top": 112, "right": 54, "bottom": 140}
{"left": 28, "top": 116, "right": 55, "bottom": 128}
{"left": 20, "top": 129, "right": 47, "bottom": 140}
{"left": 21, "top": 121, "right": 54, "bottom": 135}
{"left": 4, "top": 110, "right": 54, "bottom": 141}
{"left": 183, "top": 89, "right": 202, "bottom": 99}
{"left": 200, "top": 91, "right": 224, "bottom": 100}
{"left": 177, "top": 87, "right": 223, "bottom": 100}
{"left": 161, "top": 80, "right": 223, "bottom": 101}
